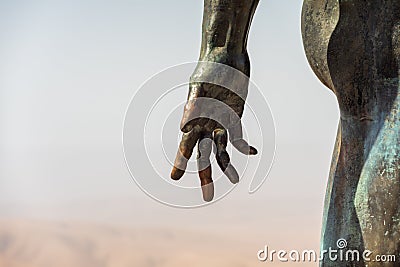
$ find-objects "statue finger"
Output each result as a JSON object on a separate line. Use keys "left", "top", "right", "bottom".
{"left": 197, "top": 132, "right": 214, "bottom": 202}
{"left": 170, "top": 128, "right": 201, "bottom": 180}
{"left": 214, "top": 129, "right": 240, "bottom": 184}
{"left": 228, "top": 120, "right": 257, "bottom": 155}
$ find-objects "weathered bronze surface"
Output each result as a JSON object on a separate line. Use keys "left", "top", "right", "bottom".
{"left": 303, "top": 1, "right": 400, "bottom": 266}
{"left": 170, "top": 0, "right": 260, "bottom": 202}
{"left": 172, "top": 1, "right": 400, "bottom": 265}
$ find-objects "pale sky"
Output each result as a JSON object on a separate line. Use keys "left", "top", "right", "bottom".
{"left": 0, "top": 0, "right": 340, "bottom": 262}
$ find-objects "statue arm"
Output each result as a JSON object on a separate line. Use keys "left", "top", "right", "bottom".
{"left": 171, "top": 0, "right": 260, "bottom": 202}
{"left": 199, "top": 0, "right": 260, "bottom": 60}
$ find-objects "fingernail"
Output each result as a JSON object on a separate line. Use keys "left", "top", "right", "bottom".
{"left": 249, "top": 146, "right": 258, "bottom": 155}
{"left": 225, "top": 166, "right": 239, "bottom": 184}
{"left": 181, "top": 123, "right": 193, "bottom": 133}
{"left": 171, "top": 168, "right": 184, "bottom": 180}
{"left": 201, "top": 183, "right": 214, "bottom": 202}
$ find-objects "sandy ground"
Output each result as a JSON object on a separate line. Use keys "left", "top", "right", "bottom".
{"left": 0, "top": 218, "right": 319, "bottom": 267}
{"left": 0, "top": 219, "right": 259, "bottom": 267}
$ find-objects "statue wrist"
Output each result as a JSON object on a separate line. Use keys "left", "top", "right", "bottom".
{"left": 198, "top": 50, "right": 250, "bottom": 76}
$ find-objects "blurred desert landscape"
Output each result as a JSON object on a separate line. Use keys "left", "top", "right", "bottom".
{"left": 0, "top": 219, "right": 260, "bottom": 267}
{"left": 0, "top": 1, "right": 338, "bottom": 266}
{"left": 0, "top": 207, "right": 322, "bottom": 267}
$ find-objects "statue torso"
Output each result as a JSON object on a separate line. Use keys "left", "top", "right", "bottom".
{"left": 301, "top": 1, "right": 400, "bottom": 264}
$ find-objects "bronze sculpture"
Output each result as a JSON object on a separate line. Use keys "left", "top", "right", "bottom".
{"left": 171, "top": 1, "right": 400, "bottom": 265}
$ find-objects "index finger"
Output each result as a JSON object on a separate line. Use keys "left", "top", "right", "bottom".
{"left": 170, "top": 128, "right": 200, "bottom": 180}
{"left": 197, "top": 132, "right": 214, "bottom": 202}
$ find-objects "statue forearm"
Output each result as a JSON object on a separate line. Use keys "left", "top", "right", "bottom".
{"left": 172, "top": 1, "right": 260, "bottom": 199}
{"left": 199, "top": 0, "right": 259, "bottom": 59}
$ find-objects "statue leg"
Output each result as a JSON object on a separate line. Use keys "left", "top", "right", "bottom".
{"left": 303, "top": 1, "right": 400, "bottom": 266}
{"left": 352, "top": 20, "right": 400, "bottom": 267}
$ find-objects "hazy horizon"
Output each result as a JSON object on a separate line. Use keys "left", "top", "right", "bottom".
{"left": 0, "top": 0, "right": 339, "bottom": 266}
